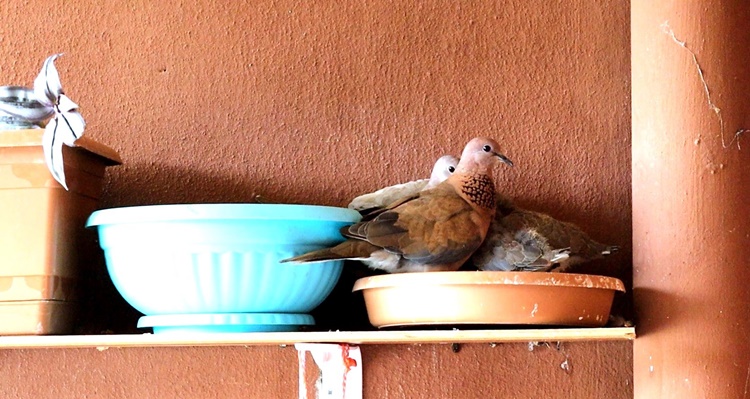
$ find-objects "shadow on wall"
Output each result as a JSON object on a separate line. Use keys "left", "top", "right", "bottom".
{"left": 99, "top": 162, "right": 344, "bottom": 208}
{"left": 632, "top": 287, "right": 692, "bottom": 337}
{"left": 312, "top": 262, "right": 377, "bottom": 331}
{"left": 76, "top": 246, "right": 143, "bottom": 334}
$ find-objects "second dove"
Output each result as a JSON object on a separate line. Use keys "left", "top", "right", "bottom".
{"left": 281, "top": 137, "right": 513, "bottom": 272}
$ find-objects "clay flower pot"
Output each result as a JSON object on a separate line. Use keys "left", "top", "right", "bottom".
{"left": 0, "top": 129, "right": 120, "bottom": 334}
{"left": 352, "top": 271, "right": 625, "bottom": 328}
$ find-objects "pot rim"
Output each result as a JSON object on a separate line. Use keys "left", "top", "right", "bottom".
{"left": 352, "top": 271, "right": 626, "bottom": 292}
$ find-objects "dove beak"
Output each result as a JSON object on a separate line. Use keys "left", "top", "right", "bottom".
{"left": 495, "top": 153, "right": 514, "bottom": 167}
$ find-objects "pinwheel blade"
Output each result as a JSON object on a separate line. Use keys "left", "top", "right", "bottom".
{"left": 56, "top": 109, "right": 85, "bottom": 146}
{"left": 42, "top": 117, "right": 69, "bottom": 190}
{"left": 33, "top": 54, "right": 63, "bottom": 107}
{"left": 56, "top": 94, "right": 79, "bottom": 113}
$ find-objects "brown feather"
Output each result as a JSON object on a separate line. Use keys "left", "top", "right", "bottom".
{"left": 282, "top": 137, "right": 512, "bottom": 273}
{"left": 497, "top": 198, "right": 614, "bottom": 260}
{"left": 367, "top": 184, "right": 488, "bottom": 264}
{"left": 472, "top": 194, "right": 618, "bottom": 272}
{"left": 281, "top": 240, "right": 381, "bottom": 263}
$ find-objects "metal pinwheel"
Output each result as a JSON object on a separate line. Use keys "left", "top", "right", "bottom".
{"left": 33, "top": 54, "right": 86, "bottom": 190}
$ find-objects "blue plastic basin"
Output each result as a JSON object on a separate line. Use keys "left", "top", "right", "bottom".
{"left": 86, "top": 204, "right": 361, "bottom": 319}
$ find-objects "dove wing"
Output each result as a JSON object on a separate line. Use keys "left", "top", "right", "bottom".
{"left": 348, "top": 179, "right": 429, "bottom": 212}
{"left": 501, "top": 208, "right": 612, "bottom": 259}
{"left": 344, "top": 188, "right": 484, "bottom": 265}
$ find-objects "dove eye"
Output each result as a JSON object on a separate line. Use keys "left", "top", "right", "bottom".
{"left": 482, "top": 145, "right": 492, "bottom": 152}
{"left": 448, "top": 166, "right": 455, "bottom": 173}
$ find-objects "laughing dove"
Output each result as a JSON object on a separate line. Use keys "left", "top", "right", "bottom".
{"left": 347, "top": 155, "right": 458, "bottom": 212}
{"left": 471, "top": 196, "right": 619, "bottom": 272}
{"left": 281, "top": 137, "right": 514, "bottom": 273}
{"left": 477, "top": 225, "right": 573, "bottom": 272}
{"left": 402, "top": 159, "right": 619, "bottom": 272}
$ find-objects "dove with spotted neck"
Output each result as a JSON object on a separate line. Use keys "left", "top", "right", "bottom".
{"left": 282, "top": 138, "right": 513, "bottom": 273}
{"left": 390, "top": 155, "right": 619, "bottom": 272}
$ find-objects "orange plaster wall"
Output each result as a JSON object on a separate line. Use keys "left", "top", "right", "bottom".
{"left": 0, "top": 343, "right": 631, "bottom": 398}
{"left": 0, "top": 1, "right": 632, "bottom": 397}
{"left": 632, "top": 2, "right": 750, "bottom": 398}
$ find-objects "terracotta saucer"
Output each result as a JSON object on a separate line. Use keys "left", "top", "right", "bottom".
{"left": 352, "top": 271, "right": 625, "bottom": 328}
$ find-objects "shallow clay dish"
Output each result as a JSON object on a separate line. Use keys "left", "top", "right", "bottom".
{"left": 352, "top": 272, "right": 625, "bottom": 328}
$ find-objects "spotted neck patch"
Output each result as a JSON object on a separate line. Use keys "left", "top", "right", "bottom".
{"left": 461, "top": 174, "right": 496, "bottom": 209}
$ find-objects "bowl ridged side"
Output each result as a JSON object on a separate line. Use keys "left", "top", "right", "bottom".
{"left": 105, "top": 247, "right": 343, "bottom": 315}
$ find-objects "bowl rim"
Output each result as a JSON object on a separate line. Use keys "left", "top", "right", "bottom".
{"left": 86, "top": 203, "right": 362, "bottom": 227}
{"left": 137, "top": 312, "right": 315, "bottom": 328}
{"left": 352, "top": 271, "right": 626, "bottom": 292}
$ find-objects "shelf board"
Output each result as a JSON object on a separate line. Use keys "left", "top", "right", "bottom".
{"left": 0, "top": 327, "right": 635, "bottom": 349}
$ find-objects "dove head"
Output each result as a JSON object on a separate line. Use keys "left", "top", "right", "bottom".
{"left": 455, "top": 137, "right": 514, "bottom": 175}
{"left": 424, "top": 155, "right": 458, "bottom": 189}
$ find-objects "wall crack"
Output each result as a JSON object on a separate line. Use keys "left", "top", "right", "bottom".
{"left": 661, "top": 21, "right": 746, "bottom": 150}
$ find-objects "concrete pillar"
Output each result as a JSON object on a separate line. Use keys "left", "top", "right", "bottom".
{"left": 632, "top": 1, "right": 750, "bottom": 398}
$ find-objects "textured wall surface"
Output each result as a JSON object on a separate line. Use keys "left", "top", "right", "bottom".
{"left": 0, "top": 0, "right": 632, "bottom": 398}
{"left": 0, "top": 343, "right": 632, "bottom": 398}
{"left": 632, "top": 1, "right": 750, "bottom": 398}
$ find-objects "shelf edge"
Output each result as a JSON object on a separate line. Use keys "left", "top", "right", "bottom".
{"left": 0, "top": 327, "right": 635, "bottom": 349}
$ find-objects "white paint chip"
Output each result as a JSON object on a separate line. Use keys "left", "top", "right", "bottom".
{"left": 296, "top": 343, "right": 362, "bottom": 399}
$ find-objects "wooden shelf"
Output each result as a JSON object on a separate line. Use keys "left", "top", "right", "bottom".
{"left": 0, "top": 327, "right": 635, "bottom": 350}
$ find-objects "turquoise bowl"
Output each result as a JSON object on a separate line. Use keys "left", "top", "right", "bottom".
{"left": 86, "top": 204, "right": 361, "bottom": 326}
{"left": 137, "top": 313, "right": 316, "bottom": 334}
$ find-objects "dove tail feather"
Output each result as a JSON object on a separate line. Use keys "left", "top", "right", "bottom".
{"left": 281, "top": 247, "right": 350, "bottom": 264}
{"left": 280, "top": 240, "right": 380, "bottom": 264}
